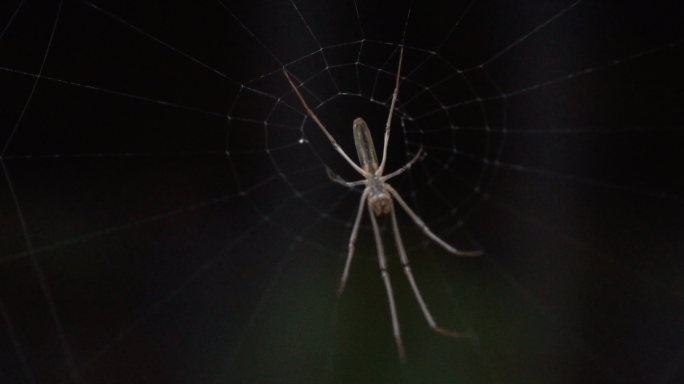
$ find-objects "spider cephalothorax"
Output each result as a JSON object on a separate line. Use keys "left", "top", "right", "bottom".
{"left": 368, "top": 181, "right": 391, "bottom": 215}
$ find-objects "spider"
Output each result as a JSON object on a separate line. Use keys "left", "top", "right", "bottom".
{"left": 283, "top": 47, "right": 483, "bottom": 363}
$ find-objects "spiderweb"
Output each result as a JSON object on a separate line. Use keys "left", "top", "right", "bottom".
{"left": 1, "top": 0, "right": 683, "bottom": 383}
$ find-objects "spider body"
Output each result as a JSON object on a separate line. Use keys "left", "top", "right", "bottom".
{"left": 352, "top": 117, "right": 392, "bottom": 215}
{"left": 284, "top": 47, "right": 482, "bottom": 363}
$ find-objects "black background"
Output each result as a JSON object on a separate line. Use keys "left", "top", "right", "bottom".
{"left": 1, "top": 1, "right": 683, "bottom": 383}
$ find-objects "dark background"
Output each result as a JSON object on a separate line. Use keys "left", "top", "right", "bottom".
{"left": 1, "top": 1, "right": 683, "bottom": 383}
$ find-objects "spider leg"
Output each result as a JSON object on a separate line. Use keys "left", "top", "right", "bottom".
{"left": 283, "top": 70, "right": 369, "bottom": 177}
{"left": 337, "top": 188, "right": 370, "bottom": 296}
{"left": 386, "top": 185, "right": 483, "bottom": 257}
{"left": 389, "top": 200, "right": 474, "bottom": 339}
{"left": 380, "top": 146, "right": 423, "bottom": 182}
{"left": 378, "top": 46, "right": 404, "bottom": 175}
{"left": 367, "top": 200, "right": 406, "bottom": 364}
{"left": 326, "top": 166, "right": 366, "bottom": 188}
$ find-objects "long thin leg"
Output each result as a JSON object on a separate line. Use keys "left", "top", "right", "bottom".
{"left": 368, "top": 201, "right": 406, "bottom": 364}
{"left": 338, "top": 188, "right": 370, "bottom": 295}
{"left": 378, "top": 47, "right": 404, "bottom": 175}
{"left": 283, "top": 70, "right": 369, "bottom": 177}
{"left": 325, "top": 167, "right": 366, "bottom": 188}
{"left": 386, "top": 185, "right": 483, "bottom": 257}
{"left": 389, "top": 200, "right": 474, "bottom": 338}
{"left": 380, "top": 146, "right": 423, "bottom": 182}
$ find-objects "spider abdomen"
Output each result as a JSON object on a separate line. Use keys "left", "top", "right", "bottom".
{"left": 353, "top": 118, "right": 379, "bottom": 173}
